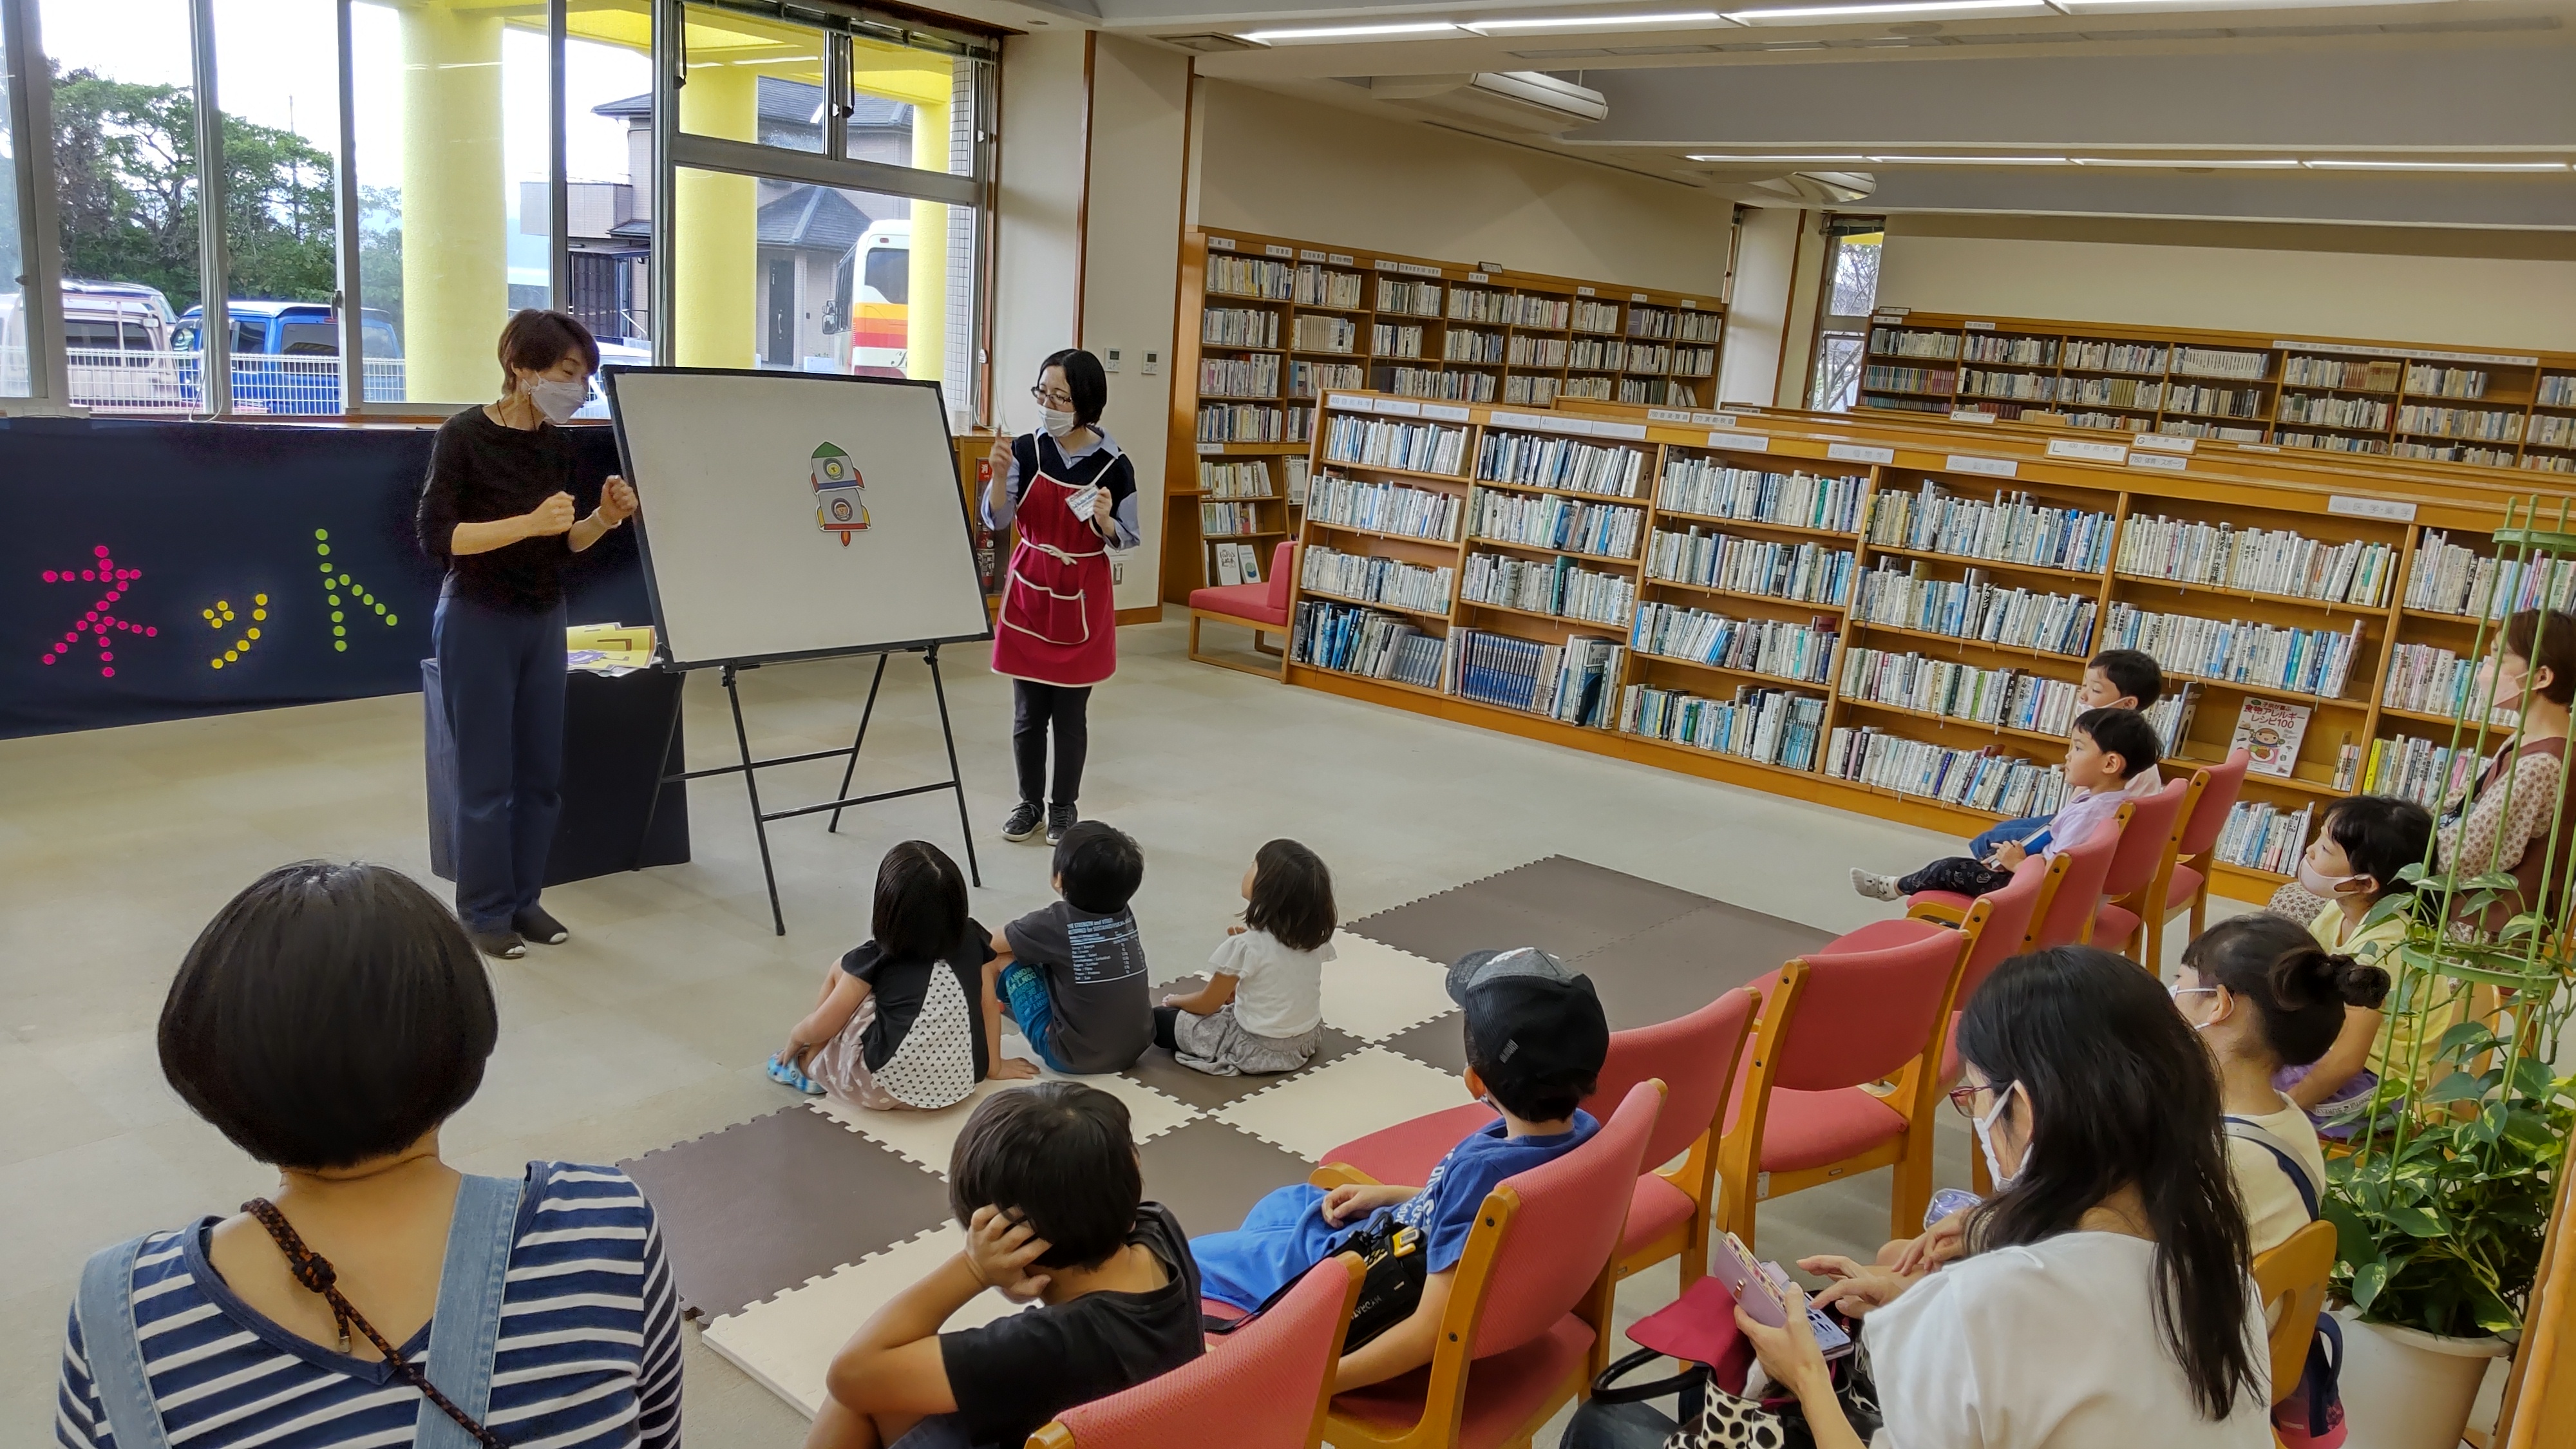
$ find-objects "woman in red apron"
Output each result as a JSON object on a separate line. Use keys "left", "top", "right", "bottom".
{"left": 985, "top": 348, "right": 1137, "bottom": 845}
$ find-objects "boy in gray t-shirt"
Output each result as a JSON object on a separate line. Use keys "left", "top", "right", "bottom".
{"left": 994, "top": 820, "right": 1152, "bottom": 1074}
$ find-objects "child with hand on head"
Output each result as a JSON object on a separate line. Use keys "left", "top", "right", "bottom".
{"left": 1853, "top": 706, "right": 2163, "bottom": 902}
{"left": 994, "top": 821, "right": 1153, "bottom": 1075}
{"left": 804, "top": 1083, "right": 1202, "bottom": 1449}
{"left": 1191, "top": 947, "right": 1609, "bottom": 1392}
{"left": 1967, "top": 648, "right": 2164, "bottom": 861}
{"left": 2284, "top": 794, "right": 2449, "bottom": 1135}
{"left": 1155, "top": 838, "right": 1337, "bottom": 1077}
{"left": 773, "top": 840, "right": 1034, "bottom": 1110}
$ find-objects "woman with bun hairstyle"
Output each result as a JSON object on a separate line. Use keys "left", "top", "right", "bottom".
{"left": 2174, "top": 914, "right": 2391, "bottom": 1253}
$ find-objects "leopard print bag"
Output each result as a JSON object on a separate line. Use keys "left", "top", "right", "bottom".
{"left": 1660, "top": 1350, "right": 1882, "bottom": 1449}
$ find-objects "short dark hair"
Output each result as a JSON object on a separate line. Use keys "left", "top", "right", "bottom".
{"left": 947, "top": 1083, "right": 1140, "bottom": 1269}
{"left": 2501, "top": 609, "right": 2576, "bottom": 707}
{"left": 1041, "top": 348, "right": 1109, "bottom": 428}
{"left": 2087, "top": 649, "right": 2164, "bottom": 710}
{"left": 497, "top": 308, "right": 599, "bottom": 391}
{"left": 1462, "top": 1021, "right": 1598, "bottom": 1123}
{"left": 2074, "top": 706, "right": 2160, "bottom": 782}
{"left": 2181, "top": 914, "right": 2391, "bottom": 1068}
{"left": 1244, "top": 838, "right": 1336, "bottom": 953}
{"left": 874, "top": 840, "right": 969, "bottom": 963}
{"left": 2320, "top": 794, "right": 2434, "bottom": 901}
{"left": 1054, "top": 820, "right": 1143, "bottom": 914}
{"left": 159, "top": 862, "right": 498, "bottom": 1171}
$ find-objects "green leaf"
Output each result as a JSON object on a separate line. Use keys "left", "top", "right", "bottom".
{"left": 2436, "top": 1020, "right": 2505, "bottom": 1059}
{"left": 2396, "top": 861, "right": 2430, "bottom": 884}
{"left": 2505, "top": 1106, "right": 2566, "bottom": 1151}
{"left": 2509, "top": 1055, "right": 2563, "bottom": 1102}
{"left": 2351, "top": 1258, "right": 2391, "bottom": 1312}
{"left": 2384, "top": 1200, "right": 2448, "bottom": 1236}
{"left": 2423, "top": 1070, "right": 2494, "bottom": 1106}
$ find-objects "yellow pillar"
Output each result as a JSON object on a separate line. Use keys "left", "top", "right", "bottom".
{"left": 675, "top": 64, "right": 758, "bottom": 368}
{"left": 905, "top": 93, "right": 949, "bottom": 386}
{"left": 399, "top": 1, "right": 507, "bottom": 403}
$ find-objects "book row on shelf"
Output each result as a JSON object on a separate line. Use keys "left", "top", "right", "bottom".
{"left": 2403, "top": 533, "right": 2576, "bottom": 618}
{"left": 1850, "top": 567, "right": 2099, "bottom": 656}
{"left": 2381, "top": 641, "right": 2476, "bottom": 717}
{"left": 2098, "top": 605, "right": 2366, "bottom": 698}
{"left": 1201, "top": 355, "right": 1280, "bottom": 398}
{"left": 1622, "top": 683, "right": 1826, "bottom": 770}
{"left": 1861, "top": 482, "right": 2117, "bottom": 573}
{"left": 1646, "top": 529, "right": 1853, "bottom": 607}
{"left": 1632, "top": 603, "right": 1839, "bottom": 684}
{"left": 1657, "top": 460, "right": 1870, "bottom": 531}
{"left": 2215, "top": 802, "right": 2313, "bottom": 873}
{"left": 1206, "top": 540, "right": 1269, "bottom": 588}
{"left": 1470, "top": 489, "right": 1646, "bottom": 560}
{"left": 1840, "top": 648, "right": 2087, "bottom": 737}
{"left": 2112, "top": 515, "right": 2398, "bottom": 607}
{"left": 1475, "top": 431, "right": 1651, "bottom": 497}
{"left": 1306, "top": 474, "right": 1461, "bottom": 541}
{"left": 1197, "top": 403, "right": 1312, "bottom": 444}
{"left": 1454, "top": 632, "right": 1627, "bottom": 725}
{"left": 1322, "top": 414, "right": 1473, "bottom": 475}
{"left": 2361, "top": 735, "right": 2484, "bottom": 810}
{"left": 1461, "top": 552, "right": 1637, "bottom": 626}
{"left": 1379, "top": 367, "right": 1500, "bottom": 403}
{"left": 1302, "top": 545, "right": 1454, "bottom": 614}
{"left": 1199, "top": 459, "right": 1278, "bottom": 498}
{"left": 1821, "top": 729, "right": 2073, "bottom": 818}
{"left": 1199, "top": 501, "right": 1267, "bottom": 538}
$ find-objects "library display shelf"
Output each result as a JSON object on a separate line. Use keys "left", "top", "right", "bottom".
{"left": 1258, "top": 390, "right": 2573, "bottom": 904}
{"left": 1164, "top": 227, "right": 1722, "bottom": 605}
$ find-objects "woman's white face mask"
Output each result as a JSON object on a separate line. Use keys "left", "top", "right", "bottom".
{"left": 1971, "top": 1080, "right": 2031, "bottom": 1191}
{"left": 522, "top": 376, "right": 587, "bottom": 424}
{"left": 1039, "top": 405, "right": 1079, "bottom": 438}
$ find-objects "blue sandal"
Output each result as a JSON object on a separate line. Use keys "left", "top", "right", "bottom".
{"left": 768, "top": 1053, "right": 826, "bottom": 1095}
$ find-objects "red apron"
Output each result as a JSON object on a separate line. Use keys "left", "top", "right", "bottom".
{"left": 991, "top": 445, "right": 1118, "bottom": 687}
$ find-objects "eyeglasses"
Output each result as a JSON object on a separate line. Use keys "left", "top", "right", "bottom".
{"left": 1946, "top": 1080, "right": 2013, "bottom": 1119}
{"left": 1029, "top": 384, "right": 1075, "bottom": 407}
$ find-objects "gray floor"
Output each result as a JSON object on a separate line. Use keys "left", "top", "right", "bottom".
{"left": 1, "top": 620, "right": 2152, "bottom": 1443}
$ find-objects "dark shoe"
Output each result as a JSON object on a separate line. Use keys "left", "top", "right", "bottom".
{"left": 1002, "top": 800, "right": 1045, "bottom": 842}
{"left": 515, "top": 905, "right": 569, "bottom": 945}
{"left": 471, "top": 927, "right": 526, "bottom": 960}
{"left": 1046, "top": 803, "right": 1079, "bottom": 844}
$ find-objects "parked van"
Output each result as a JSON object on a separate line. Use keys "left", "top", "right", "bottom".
{"left": 173, "top": 299, "right": 404, "bottom": 413}
{"left": 0, "top": 281, "right": 189, "bottom": 411}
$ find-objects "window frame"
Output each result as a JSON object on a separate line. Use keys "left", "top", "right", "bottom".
{"left": 1804, "top": 213, "right": 1886, "bottom": 413}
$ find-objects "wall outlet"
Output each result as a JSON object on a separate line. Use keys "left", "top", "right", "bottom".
{"left": 1112, "top": 559, "right": 1126, "bottom": 585}
{"left": 1142, "top": 350, "right": 1160, "bottom": 376}
{"left": 1103, "top": 346, "right": 1122, "bottom": 372}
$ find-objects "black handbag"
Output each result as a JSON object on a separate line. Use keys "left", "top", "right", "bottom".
{"left": 1207, "top": 1211, "right": 1428, "bottom": 1352}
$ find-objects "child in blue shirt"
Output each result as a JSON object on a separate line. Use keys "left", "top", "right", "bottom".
{"left": 1192, "top": 946, "right": 1610, "bottom": 1392}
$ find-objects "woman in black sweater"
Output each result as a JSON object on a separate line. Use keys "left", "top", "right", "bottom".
{"left": 415, "top": 310, "right": 636, "bottom": 958}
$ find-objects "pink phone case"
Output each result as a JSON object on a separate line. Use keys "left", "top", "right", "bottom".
{"left": 1710, "top": 1233, "right": 1787, "bottom": 1328}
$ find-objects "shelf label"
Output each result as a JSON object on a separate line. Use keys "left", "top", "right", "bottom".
{"left": 2047, "top": 437, "right": 2130, "bottom": 464}
{"left": 1946, "top": 454, "right": 2018, "bottom": 478}
{"left": 1873, "top": 310, "right": 1909, "bottom": 321}
{"left": 1576, "top": 285, "right": 1596, "bottom": 296}
{"left": 1420, "top": 402, "right": 1472, "bottom": 422}
{"left": 1298, "top": 249, "right": 1326, "bottom": 261}
{"left": 1827, "top": 442, "right": 1896, "bottom": 464}
{"left": 1593, "top": 420, "right": 1651, "bottom": 441}
{"left": 2132, "top": 433, "right": 2196, "bottom": 453}
{"left": 1488, "top": 408, "right": 1559, "bottom": 432}
{"left": 1681, "top": 299, "right": 1699, "bottom": 308}
{"left": 1370, "top": 259, "right": 1443, "bottom": 277}
{"left": 1631, "top": 292, "right": 1651, "bottom": 303}
{"left": 2237, "top": 442, "right": 2282, "bottom": 453}
{"left": 2272, "top": 339, "right": 2539, "bottom": 368}
{"left": 1195, "top": 442, "right": 1226, "bottom": 455}
{"left": 2329, "top": 494, "right": 2418, "bottom": 522}
{"left": 1467, "top": 272, "right": 1490, "bottom": 283}
{"left": 2127, "top": 451, "right": 2188, "bottom": 473}
{"left": 1949, "top": 408, "right": 1997, "bottom": 424}
{"left": 1703, "top": 412, "right": 1742, "bottom": 428}
{"left": 1207, "top": 236, "right": 1236, "bottom": 251}
{"left": 1964, "top": 320, "right": 1996, "bottom": 331}
{"left": 1646, "top": 407, "right": 1693, "bottom": 424}
{"left": 1264, "top": 243, "right": 1294, "bottom": 258}
{"left": 1709, "top": 431, "right": 1771, "bottom": 451}
{"left": 1329, "top": 253, "right": 1354, "bottom": 265}
{"left": 1377, "top": 397, "right": 1424, "bottom": 417}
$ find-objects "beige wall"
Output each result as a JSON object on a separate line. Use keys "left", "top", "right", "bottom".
{"left": 1878, "top": 216, "right": 2576, "bottom": 354}
{"left": 1719, "top": 205, "right": 1798, "bottom": 408}
{"left": 1193, "top": 80, "right": 1734, "bottom": 297}
{"left": 990, "top": 30, "right": 1088, "bottom": 437}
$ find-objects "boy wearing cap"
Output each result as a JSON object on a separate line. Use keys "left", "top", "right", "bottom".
{"left": 1191, "top": 947, "right": 1609, "bottom": 1392}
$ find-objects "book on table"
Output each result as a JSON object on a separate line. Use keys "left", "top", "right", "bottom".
{"left": 2229, "top": 698, "right": 2311, "bottom": 779}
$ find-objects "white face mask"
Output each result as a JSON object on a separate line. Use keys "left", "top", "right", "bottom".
{"left": 525, "top": 377, "right": 587, "bottom": 424}
{"left": 2297, "top": 860, "right": 2365, "bottom": 900}
{"left": 1972, "top": 1082, "right": 2027, "bottom": 1191}
{"left": 2170, "top": 983, "right": 2221, "bottom": 1032}
{"left": 1040, "top": 405, "right": 1079, "bottom": 438}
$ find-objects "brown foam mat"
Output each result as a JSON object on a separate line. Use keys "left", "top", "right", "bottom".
{"left": 619, "top": 1103, "right": 955, "bottom": 1320}
{"left": 1139, "top": 1117, "right": 1326, "bottom": 1241}
{"left": 1342, "top": 855, "right": 1725, "bottom": 965}
{"left": 1571, "top": 901, "right": 1828, "bottom": 1029}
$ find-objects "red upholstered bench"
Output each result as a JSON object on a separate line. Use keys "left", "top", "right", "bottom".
{"left": 1187, "top": 541, "right": 1296, "bottom": 678}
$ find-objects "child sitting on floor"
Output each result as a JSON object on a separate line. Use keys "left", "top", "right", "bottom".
{"left": 804, "top": 1083, "right": 1202, "bottom": 1449}
{"left": 1192, "top": 947, "right": 1608, "bottom": 1392}
{"left": 772, "top": 840, "right": 1036, "bottom": 1108}
{"left": 994, "top": 820, "right": 1153, "bottom": 1075}
{"left": 1155, "top": 838, "right": 1337, "bottom": 1077}
{"left": 2284, "top": 793, "right": 2444, "bottom": 1136}
{"left": 1968, "top": 648, "right": 2164, "bottom": 861}
{"left": 1852, "top": 706, "right": 2162, "bottom": 902}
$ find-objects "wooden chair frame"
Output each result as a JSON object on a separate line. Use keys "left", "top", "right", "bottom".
{"left": 2252, "top": 1220, "right": 2338, "bottom": 1410}
{"left": 1187, "top": 608, "right": 1289, "bottom": 678}
{"left": 1607, "top": 990, "right": 1759, "bottom": 1294}
{"left": 2108, "top": 768, "right": 2210, "bottom": 971}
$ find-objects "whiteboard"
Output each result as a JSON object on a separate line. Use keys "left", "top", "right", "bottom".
{"left": 606, "top": 369, "right": 993, "bottom": 668}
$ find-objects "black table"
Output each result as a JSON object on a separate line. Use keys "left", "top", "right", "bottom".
{"left": 424, "top": 661, "right": 690, "bottom": 889}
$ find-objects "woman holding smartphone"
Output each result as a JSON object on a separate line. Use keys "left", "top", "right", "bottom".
{"left": 983, "top": 348, "right": 1138, "bottom": 847}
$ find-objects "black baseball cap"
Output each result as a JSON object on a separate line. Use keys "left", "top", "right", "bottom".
{"left": 1446, "top": 947, "right": 1610, "bottom": 1095}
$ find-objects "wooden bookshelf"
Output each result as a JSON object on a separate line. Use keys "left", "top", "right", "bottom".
{"left": 1269, "top": 390, "right": 2574, "bottom": 905}
{"left": 1163, "top": 229, "right": 1723, "bottom": 605}
{"left": 1857, "top": 310, "right": 2576, "bottom": 477}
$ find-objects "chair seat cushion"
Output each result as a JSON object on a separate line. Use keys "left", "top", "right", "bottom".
{"left": 2092, "top": 902, "right": 2141, "bottom": 952}
{"left": 1331, "top": 1313, "right": 1593, "bottom": 1449}
{"left": 1817, "top": 918, "right": 1946, "bottom": 954}
{"left": 1906, "top": 889, "right": 1977, "bottom": 918}
{"left": 1325, "top": 1103, "right": 1500, "bottom": 1188}
{"left": 2164, "top": 864, "right": 2206, "bottom": 911}
{"left": 1621, "top": 1173, "right": 1697, "bottom": 1257}
{"left": 1758, "top": 1086, "right": 1908, "bottom": 1174}
{"left": 1189, "top": 582, "right": 1289, "bottom": 627}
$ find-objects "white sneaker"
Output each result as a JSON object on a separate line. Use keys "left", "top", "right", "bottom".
{"left": 1850, "top": 868, "right": 1902, "bottom": 902}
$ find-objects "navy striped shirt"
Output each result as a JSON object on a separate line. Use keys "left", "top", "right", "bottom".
{"left": 56, "top": 1163, "right": 682, "bottom": 1448}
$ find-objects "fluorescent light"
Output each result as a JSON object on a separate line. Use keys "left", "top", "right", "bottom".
{"left": 1689, "top": 154, "right": 1871, "bottom": 164}
{"left": 1724, "top": 0, "right": 2047, "bottom": 21}
{"left": 1464, "top": 10, "right": 1725, "bottom": 30}
{"left": 2304, "top": 159, "right": 2571, "bottom": 172}
{"left": 1235, "top": 21, "right": 1463, "bottom": 42}
{"left": 1867, "top": 153, "right": 2071, "bottom": 165}
{"left": 2071, "top": 156, "right": 2304, "bottom": 169}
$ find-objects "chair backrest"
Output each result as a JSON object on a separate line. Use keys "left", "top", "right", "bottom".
{"left": 2031, "top": 802, "right": 2130, "bottom": 950}
{"left": 1461, "top": 1081, "right": 1663, "bottom": 1358}
{"left": 1266, "top": 542, "right": 1296, "bottom": 612}
{"left": 2100, "top": 777, "right": 2192, "bottom": 899}
{"left": 2177, "top": 748, "right": 2253, "bottom": 860}
{"left": 1587, "top": 988, "right": 1759, "bottom": 1172}
{"left": 1039, "top": 1253, "right": 1365, "bottom": 1449}
{"left": 1957, "top": 857, "right": 2049, "bottom": 1004}
{"left": 2252, "top": 1220, "right": 2337, "bottom": 1406}
{"left": 1773, "top": 930, "right": 1968, "bottom": 1093}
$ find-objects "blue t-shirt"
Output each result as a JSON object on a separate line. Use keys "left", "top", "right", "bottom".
{"left": 1193, "top": 1110, "right": 1600, "bottom": 1311}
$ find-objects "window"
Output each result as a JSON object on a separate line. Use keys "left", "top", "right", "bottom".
{"left": 0, "top": 5, "right": 27, "bottom": 396}
{"left": 1807, "top": 218, "right": 1884, "bottom": 413}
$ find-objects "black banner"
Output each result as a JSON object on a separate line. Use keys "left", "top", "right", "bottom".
{"left": 1, "top": 417, "right": 648, "bottom": 739}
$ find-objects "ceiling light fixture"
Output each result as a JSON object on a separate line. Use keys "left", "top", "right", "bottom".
{"left": 1688, "top": 153, "right": 1872, "bottom": 164}
{"left": 1723, "top": 0, "right": 2049, "bottom": 22}
{"left": 2304, "top": 158, "right": 2571, "bottom": 171}
{"left": 1235, "top": 21, "right": 1463, "bottom": 42}
{"left": 2070, "top": 156, "right": 2302, "bottom": 168}
{"left": 1866, "top": 153, "right": 2072, "bottom": 164}
{"left": 1463, "top": 10, "right": 1727, "bottom": 31}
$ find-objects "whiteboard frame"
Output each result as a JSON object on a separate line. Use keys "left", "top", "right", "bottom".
{"left": 604, "top": 366, "right": 996, "bottom": 671}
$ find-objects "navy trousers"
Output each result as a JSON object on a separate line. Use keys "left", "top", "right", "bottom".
{"left": 434, "top": 587, "right": 567, "bottom": 933}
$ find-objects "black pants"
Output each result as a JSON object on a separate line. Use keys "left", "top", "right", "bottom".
{"left": 1897, "top": 856, "right": 2016, "bottom": 899}
{"left": 432, "top": 589, "right": 567, "bottom": 932}
{"left": 1012, "top": 680, "right": 1091, "bottom": 808}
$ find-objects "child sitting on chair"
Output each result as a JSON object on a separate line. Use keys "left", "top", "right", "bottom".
{"left": 1852, "top": 706, "right": 2163, "bottom": 903}
{"left": 2283, "top": 793, "right": 2442, "bottom": 1137}
{"left": 1155, "top": 838, "right": 1337, "bottom": 1077}
{"left": 1967, "top": 648, "right": 2164, "bottom": 862}
{"left": 994, "top": 821, "right": 1153, "bottom": 1075}
{"left": 804, "top": 1083, "right": 1202, "bottom": 1449}
{"left": 1191, "top": 947, "right": 1608, "bottom": 1392}
{"left": 772, "top": 840, "right": 1036, "bottom": 1108}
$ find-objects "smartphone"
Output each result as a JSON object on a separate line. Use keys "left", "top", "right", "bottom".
{"left": 1712, "top": 1232, "right": 1854, "bottom": 1357}
{"left": 1759, "top": 1262, "right": 1855, "bottom": 1358}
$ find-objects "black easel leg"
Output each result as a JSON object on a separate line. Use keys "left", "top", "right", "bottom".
{"left": 923, "top": 643, "right": 983, "bottom": 888}
{"left": 725, "top": 666, "right": 788, "bottom": 936}
{"left": 631, "top": 674, "right": 688, "bottom": 871}
{"left": 827, "top": 652, "right": 891, "bottom": 835}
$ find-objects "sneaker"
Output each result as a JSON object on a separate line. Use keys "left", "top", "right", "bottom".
{"left": 515, "top": 904, "right": 569, "bottom": 945}
{"left": 1850, "top": 868, "right": 1903, "bottom": 902}
{"left": 1046, "top": 804, "right": 1078, "bottom": 844}
{"left": 767, "top": 1052, "right": 826, "bottom": 1095}
{"left": 471, "top": 927, "right": 526, "bottom": 960}
{"left": 1001, "top": 800, "right": 1045, "bottom": 842}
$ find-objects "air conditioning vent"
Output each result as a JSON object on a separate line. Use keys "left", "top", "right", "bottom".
{"left": 1367, "top": 70, "right": 1609, "bottom": 135}
{"left": 1159, "top": 33, "right": 1264, "bottom": 52}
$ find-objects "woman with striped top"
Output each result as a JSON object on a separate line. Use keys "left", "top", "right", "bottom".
{"left": 55, "top": 861, "right": 682, "bottom": 1448}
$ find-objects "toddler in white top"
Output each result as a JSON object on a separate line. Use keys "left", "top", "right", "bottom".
{"left": 1154, "top": 839, "right": 1336, "bottom": 1076}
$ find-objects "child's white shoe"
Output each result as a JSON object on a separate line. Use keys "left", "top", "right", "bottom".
{"left": 1850, "top": 869, "right": 1902, "bottom": 902}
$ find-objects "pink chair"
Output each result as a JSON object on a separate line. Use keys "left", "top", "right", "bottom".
{"left": 1030, "top": 1253, "right": 1366, "bottom": 1449}
{"left": 1318, "top": 1082, "right": 1665, "bottom": 1449}
{"left": 1321, "top": 989, "right": 1761, "bottom": 1294}
{"left": 1828, "top": 854, "right": 2050, "bottom": 1083}
{"left": 1716, "top": 927, "right": 1971, "bottom": 1247}
{"left": 1188, "top": 540, "right": 1296, "bottom": 677}
{"left": 2091, "top": 773, "right": 2205, "bottom": 967}
{"left": 2150, "top": 750, "right": 2252, "bottom": 968}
